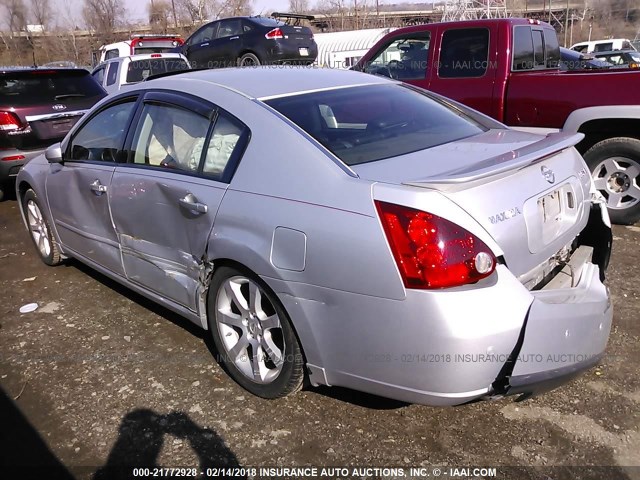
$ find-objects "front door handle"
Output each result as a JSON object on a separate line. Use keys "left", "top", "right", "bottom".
{"left": 90, "top": 179, "right": 107, "bottom": 195}
{"left": 200, "top": 42, "right": 210, "bottom": 47}
{"left": 179, "top": 193, "right": 208, "bottom": 214}
{"left": 230, "top": 36, "right": 239, "bottom": 40}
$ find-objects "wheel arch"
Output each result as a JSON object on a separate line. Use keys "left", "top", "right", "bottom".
{"left": 563, "top": 106, "right": 640, "bottom": 154}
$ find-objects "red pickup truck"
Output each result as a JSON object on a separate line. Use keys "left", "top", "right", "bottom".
{"left": 354, "top": 18, "right": 640, "bottom": 224}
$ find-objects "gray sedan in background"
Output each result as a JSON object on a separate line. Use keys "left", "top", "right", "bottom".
{"left": 16, "top": 68, "right": 613, "bottom": 406}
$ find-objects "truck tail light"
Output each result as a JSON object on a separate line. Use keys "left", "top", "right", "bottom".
{"left": 265, "top": 28, "right": 284, "bottom": 40}
{"left": 0, "top": 111, "right": 23, "bottom": 131}
{"left": 375, "top": 201, "right": 496, "bottom": 289}
{"left": 1, "top": 154, "right": 25, "bottom": 161}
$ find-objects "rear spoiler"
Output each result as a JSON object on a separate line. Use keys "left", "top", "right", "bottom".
{"left": 271, "top": 12, "right": 315, "bottom": 25}
{"left": 130, "top": 33, "right": 182, "bottom": 40}
{"left": 404, "top": 132, "right": 585, "bottom": 187}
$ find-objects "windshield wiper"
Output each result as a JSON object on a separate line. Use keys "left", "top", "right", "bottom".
{"left": 54, "top": 94, "right": 86, "bottom": 100}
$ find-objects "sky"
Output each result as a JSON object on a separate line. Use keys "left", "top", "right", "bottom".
{"left": 62, "top": 0, "right": 294, "bottom": 25}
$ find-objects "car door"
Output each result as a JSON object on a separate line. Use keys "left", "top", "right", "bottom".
{"left": 184, "top": 22, "right": 218, "bottom": 69}
{"left": 208, "top": 19, "right": 244, "bottom": 67}
{"left": 109, "top": 91, "right": 249, "bottom": 311}
{"left": 46, "top": 96, "right": 139, "bottom": 276}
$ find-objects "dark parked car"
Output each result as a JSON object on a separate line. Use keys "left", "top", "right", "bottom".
{"left": 593, "top": 49, "right": 640, "bottom": 69}
{"left": 177, "top": 14, "right": 318, "bottom": 68}
{"left": 559, "top": 47, "right": 612, "bottom": 70}
{"left": 0, "top": 68, "right": 106, "bottom": 200}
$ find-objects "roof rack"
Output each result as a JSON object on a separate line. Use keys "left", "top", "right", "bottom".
{"left": 271, "top": 12, "right": 315, "bottom": 26}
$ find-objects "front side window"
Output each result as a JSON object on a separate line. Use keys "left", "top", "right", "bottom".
{"left": 130, "top": 103, "right": 210, "bottom": 173}
{"left": 190, "top": 24, "right": 216, "bottom": 45}
{"left": 543, "top": 29, "right": 561, "bottom": 68}
{"left": 69, "top": 101, "right": 136, "bottom": 162}
{"left": 104, "top": 49, "right": 119, "bottom": 60}
{"left": 439, "top": 28, "right": 489, "bottom": 78}
{"left": 266, "top": 84, "right": 486, "bottom": 166}
{"left": 364, "top": 34, "right": 430, "bottom": 80}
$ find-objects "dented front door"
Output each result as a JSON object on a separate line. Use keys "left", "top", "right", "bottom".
{"left": 109, "top": 171, "right": 225, "bottom": 311}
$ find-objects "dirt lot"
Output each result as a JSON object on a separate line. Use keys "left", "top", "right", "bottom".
{"left": 0, "top": 197, "right": 638, "bottom": 480}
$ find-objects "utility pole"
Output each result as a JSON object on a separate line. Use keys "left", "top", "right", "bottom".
{"left": 171, "top": 0, "right": 178, "bottom": 29}
{"left": 564, "top": 0, "right": 569, "bottom": 47}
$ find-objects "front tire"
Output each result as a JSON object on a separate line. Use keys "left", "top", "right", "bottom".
{"left": 207, "top": 266, "right": 304, "bottom": 399}
{"left": 584, "top": 137, "right": 640, "bottom": 225}
{"left": 237, "top": 53, "right": 261, "bottom": 67}
{"left": 22, "top": 189, "right": 62, "bottom": 266}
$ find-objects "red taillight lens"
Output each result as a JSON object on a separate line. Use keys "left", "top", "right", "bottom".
{"left": 375, "top": 201, "right": 496, "bottom": 289}
{"left": 265, "top": 28, "right": 284, "bottom": 40}
{"left": 151, "top": 53, "right": 162, "bottom": 58}
{"left": 1, "top": 154, "right": 25, "bottom": 161}
{"left": 0, "top": 111, "right": 23, "bottom": 131}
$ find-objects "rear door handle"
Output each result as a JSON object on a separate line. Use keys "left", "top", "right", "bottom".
{"left": 90, "top": 179, "right": 107, "bottom": 195}
{"left": 230, "top": 36, "right": 239, "bottom": 40}
{"left": 201, "top": 42, "right": 209, "bottom": 47}
{"left": 179, "top": 193, "right": 208, "bottom": 214}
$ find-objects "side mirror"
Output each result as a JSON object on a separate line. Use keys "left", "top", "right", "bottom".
{"left": 45, "top": 143, "right": 63, "bottom": 164}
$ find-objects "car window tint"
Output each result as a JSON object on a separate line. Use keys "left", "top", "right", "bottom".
{"left": 202, "top": 113, "right": 243, "bottom": 177}
{"left": 131, "top": 103, "right": 210, "bottom": 173}
{"left": 69, "top": 101, "right": 135, "bottom": 162}
{"left": 513, "top": 26, "right": 534, "bottom": 70}
{"left": 105, "top": 49, "right": 119, "bottom": 60}
{"left": 364, "top": 34, "right": 430, "bottom": 80}
{"left": 544, "top": 29, "right": 561, "bottom": 68}
{"left": 106, "top": 62, "right": 119, "bottom": 86}
{"left": 191, "top": 24, "right": 216, "bottom": 44}
{"left": 92, "top": 67, "right": 105, "bottom": 85}
{"left": 439, "top": 28, "right": 489, "bottom": 78}
{"left": 217, "top": 19, "right": 242, "bottom": 38}
{"left": 532, "top": 30, "right": 545, "bottom": 67}
{"left": 266, "top": 84, "right": 486, "bottom": 166}
{"left": 126, "top": 59, "right": 189, "bottom": 83}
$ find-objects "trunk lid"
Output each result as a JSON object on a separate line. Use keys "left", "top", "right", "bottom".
{"left": 279, "top": 25, "right": 315, "bottom": 47}
{"left": 0, "top": 69, "right": 106, "bottom": 150}
{"left": 353, "top": 129, "right": 593, "bottom": 281}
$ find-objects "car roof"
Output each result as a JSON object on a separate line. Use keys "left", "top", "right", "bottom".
{"left": 146, "top": 66, "right": 393, "bottom": 100}
{"left": 0, "top": 67, "right": 89, "bottom": 75}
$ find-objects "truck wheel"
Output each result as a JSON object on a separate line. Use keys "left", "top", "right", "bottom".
{"left": 584, "top": 137, "right": 640, "bottom": 225}
{"left": 237, "top": 53, "right": 261, "bottom": 67}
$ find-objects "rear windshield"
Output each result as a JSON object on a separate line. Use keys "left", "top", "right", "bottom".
{"left": 251, "top": 17, "right": 285, "bottom": 27}
{"left": 0, "top": 70, "right": 105, "bottom": 106}
{"left": 265, "top": 84, "right": 486, "bottom": 165}
{"left": 133, "top": 47, "right": 179, "bottom": 55}
{"left": 126, "top": 58, "right": 190, "bottom": 83}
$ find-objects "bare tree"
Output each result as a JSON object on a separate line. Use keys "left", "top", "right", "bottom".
{"left": 289, "top": 0, "right": 310, "bottom": 13}
{"left": 82, "top": 0, "right": 125, "bottom": 34}
{"left": 175, "top": 0, "right": 208, "bottom": 24}
{"left": 149, "top": 0, "right": 172, "bottom": 31}
{"left": 30, "top": 0, "right": 53, "bottom": 30}
{"left": 1, "top": 0, "right": 29, "bottom": 34}
{"left": 216, "top": 0, "right": 253, "bottom": 18}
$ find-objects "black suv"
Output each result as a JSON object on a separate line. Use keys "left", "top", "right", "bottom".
{"left": 177, "top": 14, "right": 318, "bottom": 68}
{"left": 0, "top": 68, "right": 107, "bottom": 200}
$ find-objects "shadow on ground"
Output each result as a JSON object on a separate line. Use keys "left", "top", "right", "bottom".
{"left": 0, "top": 385, "right": 74, "bottom": 479}
{"left": 93, "top": 409, "right": 239, "bottom": 479}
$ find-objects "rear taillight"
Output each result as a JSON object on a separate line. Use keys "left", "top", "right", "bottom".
{"left": 265, "top": 28, "right": 284, "bottom": 40}
{"left": 375, "top": 201, "right": 496, "bottom": 289}
{"left": 1, "top": 154, "right": 25, "bottom": 161}
{"left": 0, "top": 111, "right": 23, "bottom": 131}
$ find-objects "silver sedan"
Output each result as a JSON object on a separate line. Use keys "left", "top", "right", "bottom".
{"left": 16, "top": 67, "right": 613, "bottom": 406}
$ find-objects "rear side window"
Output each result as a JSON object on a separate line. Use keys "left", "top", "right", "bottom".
{"left": 106, "top": 62, "right": 119, "bottom": 86}
{"left": 266, "top": 84, "right": 486, "bottom": 166}
{"left": 217, "top": 19, "right": 242, "bottom": 38}
{"left": 0, "top": 70, "right": 105, "bottom": 106}
{"left": 594, "top": 42, "right": 613, "bottom": 52}
{"left": 251, "top": 18, "right": 285, "bottom": 27}
{"left": 439, "top": 28, "right": 489, "bottom": 78}
{"left": 126, "top": 59, "right": 189, "bottom": 83}
{"left": 543, "top": 29, "right": 561, "bottom": 68}
{"left": 104, "top": 49, "right": 119, "bottom": 60}
{"left": 513, "top": 26, "right": 534, "bottom": 70}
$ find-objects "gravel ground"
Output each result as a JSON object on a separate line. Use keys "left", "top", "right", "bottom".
{"left": 0, "top": 198, "right": 638, "bottom": 480}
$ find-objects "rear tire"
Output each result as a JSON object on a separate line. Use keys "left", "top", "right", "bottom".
{"left": 207, "top": 266, "right": 304, "bottom": 399}
{"left": 22, "top": 189, "right": 62, "bottom": 266}
{"left": 237, "top": 53, "right": 261, "bottom": 67}
{"left": 584, "top": 137, "right": 640, "bottom": 225}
